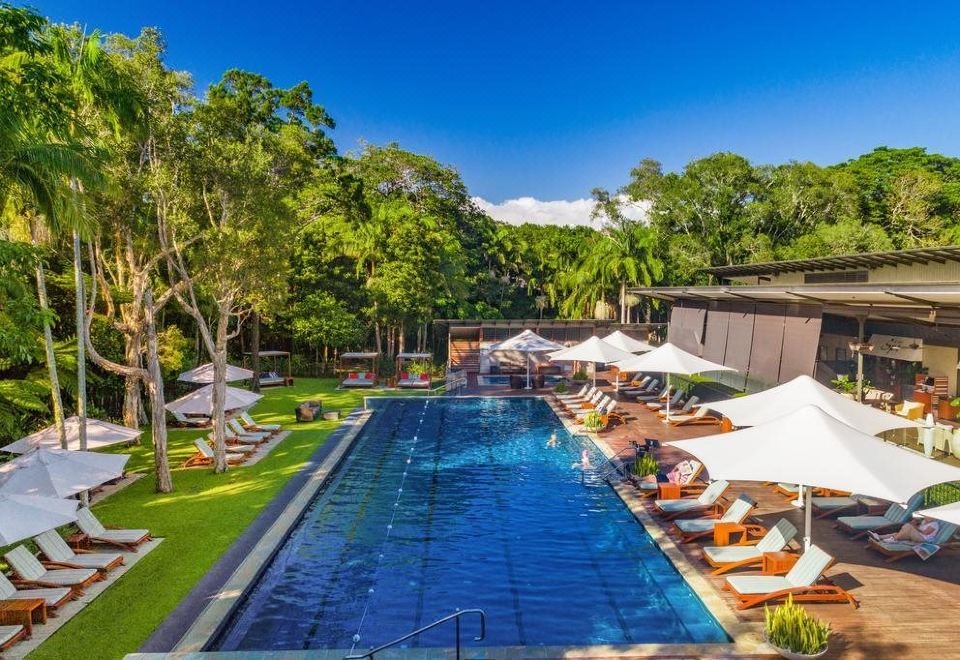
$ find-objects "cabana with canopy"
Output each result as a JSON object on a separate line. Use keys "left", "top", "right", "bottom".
{"left": 3, "top": 416, "right": 142, "bottom": 454}
{"left": 243, "top": 350, "right": 292, "bottom": 387}
{"left": 339, "top": 352, "right": 379, "bottom": 388}
{"left": 668, "top": 404, "right": 960, "bottom": 549}
{"left": 396, "top": 352, "right": 433, "bottom": 389}
{"left": 613, "top": 342, "right": 734, "bottom": 420}
{"left": 179, "top": 363, "right": 254, "bottom": 384}
{"left": 703, "top": 374, "right": 919, "bottom": 436}
{"left": 488, "top": 330, "right": 565, "bottom": 389}
{"left": 0, "top": 448, "right": 130, "bottom": 499}
{"left": 548, "top": 335, "right": 634, "bottom": 388}
{"left": 165, "top": 384, "right": 263, "bottom": 419}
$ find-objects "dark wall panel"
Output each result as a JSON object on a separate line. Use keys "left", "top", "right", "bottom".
{"left": 780, "top": 304, "right": 824, "bottom": 381}
{"left": 723, "top": 302, "right": 756, "bottom": 376}
{"left": 748, "top": 303, "right": 787, "bottom": 387}
{"left": 702, "top": 304, "right": 730, "bottom": 364}
{"left": 669, "top": 303, "right": 706, "bottom": 355}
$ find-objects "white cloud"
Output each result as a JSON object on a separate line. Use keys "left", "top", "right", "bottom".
{"left": 472, "top": 195, "right": 649, "bottom": 227}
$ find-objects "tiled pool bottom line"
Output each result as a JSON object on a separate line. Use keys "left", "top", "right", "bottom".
{"left": 131, "top": 396, "right": 768, "bottom": 659}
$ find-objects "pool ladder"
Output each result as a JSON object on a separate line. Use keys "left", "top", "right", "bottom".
{"left": 343, "top": 608, "right": 486, "bottom": 659}
{"left": 595, "top": 446, "right": 638, "bottom": 482}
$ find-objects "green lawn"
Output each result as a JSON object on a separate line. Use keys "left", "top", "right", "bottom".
{"left": 28, "top": 379, "right": 407, "bottom": 660}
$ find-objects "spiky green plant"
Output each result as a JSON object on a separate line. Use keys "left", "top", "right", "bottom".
{"left": 582, "top": 410, "right": 604, "bottom": 431}
{"left": 553, "top": 382, "right": 568, "bottom": 394}
{"left": 632, "top": 452, "right": 659, "bottom": 478}
{"left": 764, "top": 595, "right": 830, "bottom": 655}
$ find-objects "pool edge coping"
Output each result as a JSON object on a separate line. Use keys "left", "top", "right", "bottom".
{"left": 544, "top": 396, "right": 770, "bottom": 657}
{"left": 168, "top": 408, "right": 374, "bottom": 654}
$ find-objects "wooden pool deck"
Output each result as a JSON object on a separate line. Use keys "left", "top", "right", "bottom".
{"left": 582, "top": 384, "right": 960, "bottom": 660}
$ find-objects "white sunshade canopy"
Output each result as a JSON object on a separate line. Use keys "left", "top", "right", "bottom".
{"left": 705, "top": 374, "right": 919, "bottom": 436}
{"left": 488, "top": 329, "right": 565, "bottom": 353}
{"left": 917, "top": 501, "right": 960, "bottom": 525}
{"left": 165, "top": 384, "right": 263, "bottom": 416}
{"left": 669, "top": 404, "right": 960, "bottom": 547}
{"left": 0, "top": 448, "right": 130, "bottom": 499}
{"left": 548, "top": 335, "right": 634, "bottom": 364}
{"left": 612, "top": 342, "right": 734, "bottom": 375}
{"left": 0, "top": 493, "right": 79, "bottom": 546}
{"left": 178, "top": 363, "right": 254, "bottom": 384}
{"left": 602, "top": 330, "right": 656, "bottom": 354}
{"left": 3, "top": 416, "right": 142, "bottom": 454}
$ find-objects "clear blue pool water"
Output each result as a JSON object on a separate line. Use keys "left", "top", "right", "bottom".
{"left": 476, "top": 374, "right": 566, "bottom": 386}
{"left": 215, "top": 397, "right": 728, "bottom": 652}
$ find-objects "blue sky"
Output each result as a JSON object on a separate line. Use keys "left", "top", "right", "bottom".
{"left": 28, "top": 1, "right": 960, "bottom": 218}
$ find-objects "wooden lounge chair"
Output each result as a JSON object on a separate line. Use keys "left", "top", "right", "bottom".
{"left": 865, "top": 521, "right": 960, "bottom": 563}
{"left": 563, "top": 390, "right": 604, "bottom": 413}
{"left": 0, "top": 625, "right": 26, "bottom": 653}
{"left": 773, "top": 483, "right": 849, "bottom": 500}
{"left": 835, "top": 493, "right": 925, "bottom": 539}
{"left": 555, "top": 384, "right": 592, "bottom": 402}
{"left": 76, "top": 507, "right": 151, "bottom": 553}
{"left": 226, "top": 419, "right": 270, "bottom": 443}
{"left": 568, "top": 394, "right": 610, "bottom": 417}
{"left": 672, "top": 494, "right": 757, "bottom": 543}
{"left": 647, "top": 389, "right": 683, "bottom": 411}
{"left": 635, "top": 460, "right": 704, "bottom": 498}
{"left": 170, "top": 410, "right": 209, "bottom": 427}
{"left": 619, "top": 377, "right": 655, "bottom": 393}
{"left": 574, "top": 398, "right": 613, "bottom": 423}
{"left": 653, "top": 479, "right": 730, "bottom": 520}
{"left": 0, "top": 571, "right": 75, "bottom": 611}
{"left": 811, "top": 494, "right": 887, "bottom": 519}
{"left": 702, "top": 519, "right": 798, "bottom": 575}
{"left": 634, "top": 385, "right": 671, "bottom": 402}
{"left": 723, "top": 545, "right": 858, "bottom": 610}
{"left": 669, "top": 406, "right": 721, "bottom": 426}
{"left": 658, "top": 395, "right": 699, "bottom": 417}
{"left": 34, "top": 530, "right": 124, "bottom": 574}
{"left": 4, "top": 546, "right": 102, "bottom": 591}
{"left": 184, "top": 438, "right": 248, "bottom": 468}
{"left": 240, "top": 411, "right": 281, "bottom": 433}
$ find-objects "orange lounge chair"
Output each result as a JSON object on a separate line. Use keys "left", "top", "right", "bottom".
{"left": 722, "top": 545, "right": 858, "bottom": 610}
{"left": 184, "top": 438, "right": 248, "bottom": 468}
{"left": 653, "top": 479, "right": 730, "bottom": 520}
{"left": 634, "top": 459, "right": 705, "bottom": 498}
{"left": 865, "top": 521, "right": 959, "bottom": 563}
{"left": 668, "top": 406, "right": 721, "bottom": 426}
{"left": 75, "top": 507, "right": 151, "bottom": 553}
{"left": 702, "top": 519, "right": 798, "bottom": 575}
{"left": 671, "top": 494, "right": 757, "bottom": 543}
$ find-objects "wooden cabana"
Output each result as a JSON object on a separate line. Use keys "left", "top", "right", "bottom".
{"left": 243, "top": 350, "right": 292, "bottom": 387}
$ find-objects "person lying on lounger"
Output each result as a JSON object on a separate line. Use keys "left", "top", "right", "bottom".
{"left": 870, "top": 518, "right": 940, "bottom": 544}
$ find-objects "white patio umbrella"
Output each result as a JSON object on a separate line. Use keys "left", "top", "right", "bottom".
{"left": 602, "top": 330, "right": 656, "bottom": 354}
{"left": 165, "top": 384, "right": 263, "bottom": 416}
{"left": 704, "top": 374, "right": 918, "bottom": 436}
{"left": 488, "top": 329, "right": 565, "bottom": 389}
{"left": 179, "top": 363, "right": 254, "bottom": 384}
{"left": 0, "top": 448, "right": 130, "bottom": 499}
{"left": 917, "top": 501, "right": 960, "bottom": 525}
{"left": 668, "top": 404, "right": 960, "bottom": 549}
{"left": 548, "top": 336, "right": 635, "bottom": 387}
{"left": 0, "top": 493, "right": 79, "bottom": 546}
{"left": 612, "top": 342, "right": 735, "bottom": 420}
{"left": 3, "top": 416, "right": 142, "bottom": 454}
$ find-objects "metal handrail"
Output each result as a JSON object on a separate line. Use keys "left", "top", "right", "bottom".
{"left": 596, "top": 445, "right": 637, "bottom": 481}
{"left": 343, "top": 608, "right": 486, "bottom": 659}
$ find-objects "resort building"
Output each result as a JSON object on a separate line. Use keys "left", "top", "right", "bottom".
{"left": 631, "top": 246, "right": 960, "bottom": 420}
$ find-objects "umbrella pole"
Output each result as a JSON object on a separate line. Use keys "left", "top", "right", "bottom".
{"left": 525, "top": 353, "right": 531, "bottom": 390}
{"left": 804, "top": 485, "right": 813, "bottom": 550}
{"left": 663, "top": 373, "right": 671, "bottom": 424}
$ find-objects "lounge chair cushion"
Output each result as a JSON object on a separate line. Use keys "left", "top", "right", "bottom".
{"left": 675, "top": 519, "right": 717, "bottom": 533}
{"left": 655, "top": 479, "right": 728, "bottom": 510}
{"left": 5, "top": 547, "right": 98, "bottom": 587}
{"left": 241, "top": 412, "right": 281, "bottom": 431}
{"left": 703, "top": 545, "right": 763, "bottom": 564}
{"left": 34, "top": 530, "right": 122, "bottom": 569}
{"left": 726, "top": 574, "right": 793, "bottom": 595}
{"left": 0, "top": 625, "right": 23, "bottom": 647}
{"left": 76, "top": 507, "right": 149, "bottom": 543}
{"left": 812, "top": 496, "right": 858, "bottom": 509}
{"left": 0, "top": 573, "right": 72, "bottom": 607}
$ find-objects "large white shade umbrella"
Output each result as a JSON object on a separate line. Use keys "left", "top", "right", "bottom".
{"left": 703, "top": 374, "right": 918, "bottom": 435}
{"left": 603, "top": 330, "right": 656, "bottom": 354}
{"left": 612, "top": 342, "right": 735, "bottom": 420}
{"left": 179, "top": 363, "right": 254, "bottom": 384}
{"left": 165, "top": 384, "right": 263, "bottom": 416}
{"left": 0, "top": 448, "right": 130, "bottom": 499}
{"left": 0, "top": 493, "right": 79, "bottom": 546}
{"left": 917, "top": 501, "right": 960, "bottom": 525}
{"left": 3, "top": 416, "right": 141, "bottom": 454}
{"left": 668, "top": 404, "right": 960, "bottom": 548}
{"left": 488, "top": 329, "right": 565, "bottom": 389}
{"left": 549, "top": 336, "right": 635, "bottom": 387}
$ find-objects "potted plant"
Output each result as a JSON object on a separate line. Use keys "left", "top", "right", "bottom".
{"left": 764, "top": 595, "right": 831, "bottom": 659}
{"left": 632, "top": 453, "right": 659, "bottom": 484}
{"left": 830, "top": 374, "right": 856, "bottom": 398}
{"left": 571, "top": 368, "right": 588, "bottom": 382}
{"left": 582, "top": 411, "right": 605, "bottom": 432}
{"left": 554, "top": 382, "right": 569, "bottom": 394}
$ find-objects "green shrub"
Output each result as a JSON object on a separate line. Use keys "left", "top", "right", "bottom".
{"left": 571, "top": 369, "right": 588, "bottom": 381}
{"left": 764, "top": 595, "right": 830, "bottom": 655}
{"left": 553, "top": 382, "right": 569, "bottom": 394}
{"left": 582, "top": 411, "right": 604, "bottom": 431}
{"left": 632, "top": 453, "right": 659, "bottom": 478}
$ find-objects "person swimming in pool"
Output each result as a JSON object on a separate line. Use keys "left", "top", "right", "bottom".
{"left": 546, "top": 432, "right": 558, "bottom": 447}
{"left": 572, "top": 449, "right": 591, "bottom": 470}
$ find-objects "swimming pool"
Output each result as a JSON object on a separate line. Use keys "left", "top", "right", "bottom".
{"left": 214, "top": 397, "right": 727, "bottom": 652}
{"left": 476, "top": 374, "right": 566, "bottom": 386}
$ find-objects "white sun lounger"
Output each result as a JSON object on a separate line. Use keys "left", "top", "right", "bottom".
{"left": 4, "top": 546, "right": 101, "bottom": 590}
{"left": 0, "top": 572, "right": 74, "bottom": 610}
{"left": 76, "top": 507, "right": 151, "bottom": 552}
{"left": 34, "top": 529, "right": 124, "bottom": 573}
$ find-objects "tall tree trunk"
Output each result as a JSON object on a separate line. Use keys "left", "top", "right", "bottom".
{"left": 250, "top": 311, "right": 261, "bottom": 393}
{"left": 398, "top": 322, "right": 405, "bottom": 355}
{"left": 34, "top": 259, "right": 67, "bottom": 449}
{"left": 210, "top": 310, "right": 230, "bottom": 473}
{"left": 374, "top": 321, "right": 382, "bottom": 355}
{"left": 122, "top": 332, "right": 144, "bottom": 430}
{"left": 144, "top": 289, "right": 173, "bottom": 492}
{"left": 72, "top": 231, "right": 88, "bottom": 452}
{"left": 620, "top": 281, "right": 627, "bottom": 324}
